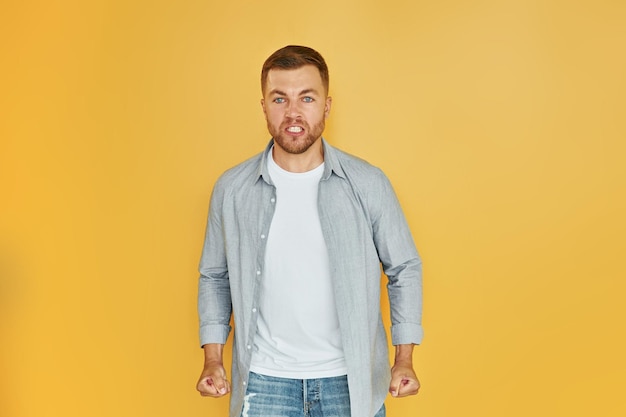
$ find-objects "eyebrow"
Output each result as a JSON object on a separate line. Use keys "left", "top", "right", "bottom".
{"left": 268, "top": 88, "right": 321, "bottom": 96}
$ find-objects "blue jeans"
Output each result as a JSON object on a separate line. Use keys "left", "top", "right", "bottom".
{"left": 241, "top": 372, "right": 386, "bottom": 417}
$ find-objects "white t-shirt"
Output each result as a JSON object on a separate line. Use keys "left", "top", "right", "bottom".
{"left": 249, "top": 148, "right": 347, "bottom": 379}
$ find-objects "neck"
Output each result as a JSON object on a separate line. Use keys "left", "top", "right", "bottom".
{"left": 272, "top": 139, "right": 324, "bottom": 173}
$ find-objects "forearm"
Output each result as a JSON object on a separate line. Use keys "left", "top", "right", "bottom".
{"left": 202, "top": 343, "right": 226, "bottom": 367}
{"left": 393, "top": 343, "right": 415, "bottom": 366}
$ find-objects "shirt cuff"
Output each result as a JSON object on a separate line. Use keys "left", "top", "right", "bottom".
{"left": 391, "top": 323, "right": 424, "bottom": 345}
{"left": 199, "top": 324, "right": 231, "bottom": 347}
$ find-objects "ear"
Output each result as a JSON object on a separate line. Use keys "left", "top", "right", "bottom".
{"left": 260, "top": 98, "right": 266, "bottom": 116}
{"left": 324, "top": 96, "right": 332, "bottom": 119}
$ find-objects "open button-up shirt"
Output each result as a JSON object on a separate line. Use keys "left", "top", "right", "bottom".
{"left": 198, "top": 139, "right": 423, "bottom": 417}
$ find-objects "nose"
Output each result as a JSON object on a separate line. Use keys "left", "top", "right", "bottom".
{"left": 285, "top": 100, "right": 302, "bottom": 119}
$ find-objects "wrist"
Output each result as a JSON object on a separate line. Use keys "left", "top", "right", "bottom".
{"left": 393, "top": 343, "right": 415, "bottom": 366}
{"left": 202, "top": 343, "right": 225, "bottom": 366}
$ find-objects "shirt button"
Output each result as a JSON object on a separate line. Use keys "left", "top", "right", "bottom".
{"left": 256, "top": 270, "right": 261, "bottom": 275}
{"left": 261, "top": 234, "right": 266, "bottom": 239}
{"left": 247, "top": 344, "right": 251, "bottom": 350}
{"left": 252, "top": 308, "right": 257, "bottom": 313}
{"left": 270, "top": 197, "right": 275, "bottom": 203}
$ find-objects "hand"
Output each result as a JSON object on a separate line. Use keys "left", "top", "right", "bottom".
{"left": 196, "top": 363, "right": 231, "bottom": 397}
{"left": 389, "top": 363, "right": 420, "bottom": 397}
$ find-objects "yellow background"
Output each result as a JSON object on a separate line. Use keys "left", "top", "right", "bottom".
{"left": 1, "top": 0, "right": 625, "bottom": 416}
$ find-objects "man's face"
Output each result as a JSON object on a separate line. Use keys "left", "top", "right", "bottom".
{"left": 261, "top": 65, "right": 331, "bottom": 155}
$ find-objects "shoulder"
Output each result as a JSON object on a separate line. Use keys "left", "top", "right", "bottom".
{"left": 328, "top": 145, "right": 391, "bottom": 189}
{"left": 214, "top": 151, "right": 264, "bottom": 191}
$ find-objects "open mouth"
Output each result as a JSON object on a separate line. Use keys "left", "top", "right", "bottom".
{"left": 286, "top": 126, "right": 304, "bottom": 133}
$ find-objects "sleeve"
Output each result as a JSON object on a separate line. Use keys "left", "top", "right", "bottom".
{"left": 370, "top": 170, "right": 423, "bottom": 345}
{"left": 197, "top": 181, "right": 233, "bottom": 347}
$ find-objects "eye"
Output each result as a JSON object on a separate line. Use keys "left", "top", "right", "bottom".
{"left": 273, "top": 97, "right": 286, "bottom": 104}
{"left": 302, "top": 96, "right": 314, "bottom": 103}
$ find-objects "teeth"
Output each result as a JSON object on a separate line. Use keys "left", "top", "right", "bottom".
{"left": 287, "top": 126, "right": 303, "bottom": 133}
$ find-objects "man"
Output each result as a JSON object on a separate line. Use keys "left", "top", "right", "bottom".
{"left": 196, "top": 45, "right": 423, "bottom": 417}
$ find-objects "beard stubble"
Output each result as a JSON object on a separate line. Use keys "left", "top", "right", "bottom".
{"left": 269, "top": 118, "right": 326, "bottom": 155}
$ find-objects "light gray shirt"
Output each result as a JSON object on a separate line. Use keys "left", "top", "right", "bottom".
{"left": 198, "top": 139, "right": 423, "bottom": 417}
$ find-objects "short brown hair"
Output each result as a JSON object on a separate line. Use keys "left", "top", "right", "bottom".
{"left": 261, "top": 45, "right": 329, "bottom": 95}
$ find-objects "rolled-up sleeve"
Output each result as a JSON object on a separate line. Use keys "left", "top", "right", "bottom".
{"left": 370, "top": 170, "right": 423, "bottom": 345}
{"left": 198, "top": 181, "right": 232, "bottom": 346}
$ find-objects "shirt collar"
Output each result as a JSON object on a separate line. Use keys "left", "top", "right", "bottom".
{"left": 256, "top": 138, "right": 346, "bottom": 184}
